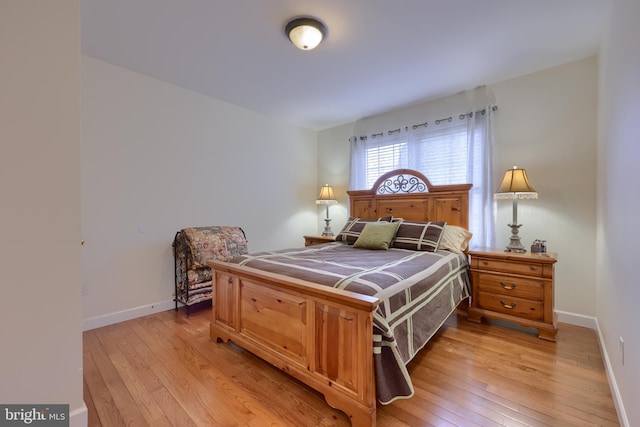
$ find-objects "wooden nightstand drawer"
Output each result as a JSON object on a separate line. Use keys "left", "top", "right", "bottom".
{"left": 476, "top": 292, "right": 544, "bottom": 321}
{"left": 468, "top": 248, "right": 558, "bottom": 341}
{"left": 475, "top": 273, "right": 544, "bottom": 301}
{"left": 472, "top": 257, "right": 546, "bottom": 278}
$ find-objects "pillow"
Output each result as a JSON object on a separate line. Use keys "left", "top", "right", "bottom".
{"left": 335, "top": 216, "right": 392, "bottom": 244}
{"left": 391, "top": 221, "right": 446, "bottom": 252}
{"left": 353, "top": 222, "right": 400, "bottom": 250}
{"left": 438, "top": 225, "right": 473, "bottom": 254}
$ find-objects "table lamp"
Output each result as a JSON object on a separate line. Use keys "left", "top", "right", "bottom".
{"left": 316, "top": 184, "right": 338, "bottom": 236}
{"left": 494, "top": 166, "right": 538, "bottom": 252}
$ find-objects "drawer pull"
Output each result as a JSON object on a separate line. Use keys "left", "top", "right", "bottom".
{"left": 500, "top": 300, "right": 516, "bottom": 309}
{"left": 500, "top": 281, "right": 516, "bottom": 290}
{"left": 530, "top": 265, "right": 538, "bottom": 271}
{"left": 482, "top": 260, "right": 489, "bottom": 266}
{"left": 227, "top": 277, "right": 234, "bottom": 284}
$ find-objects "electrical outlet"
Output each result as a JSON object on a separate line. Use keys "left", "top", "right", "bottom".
{"left": 619, "top": 336, "right": 624, "bottom": 365}
{"left": 82, "top": 282, "right": 88, "bottom": 296}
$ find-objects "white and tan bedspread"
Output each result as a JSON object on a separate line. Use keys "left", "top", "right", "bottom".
{"left": 229, "top": 242, "right": 471, "bottom": 403}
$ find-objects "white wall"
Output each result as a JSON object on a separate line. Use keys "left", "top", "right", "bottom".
{"left": 0, "top": 0, "right": 86, "bottom": 423}
{"left": 81, "top": 57, "right": 319, "bottom": 324}
{"left": 318, "top": 57, "right": 598, "bottom": 321}
{"left": 597, "top": 0, "right": 640, "bottom": 424}
{"left": 316, "top": 123, "right": 353, "bottom": 234}
{"left": 492, "top": 58, "right": 598, "bottom": 319}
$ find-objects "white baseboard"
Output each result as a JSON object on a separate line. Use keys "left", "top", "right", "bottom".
{"left": 83, "top": 299, "right": 175, "bottom": 331}
{"left": 593, "top": 318, "right": 629, "bottom": 427}
{"left": 555, "top": 309, "right": 598, "bottom": 329}
{"left": 70, "top": 402, "right": 88, "bottom": 427}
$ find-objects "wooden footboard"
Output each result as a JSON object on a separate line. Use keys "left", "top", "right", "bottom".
{"left": 207, "top": 259, "right": 381, "bottom": 426}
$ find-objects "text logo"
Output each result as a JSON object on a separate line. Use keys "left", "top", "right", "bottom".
{"left": 0, "top": 405, "right": 68, "bottom": 426}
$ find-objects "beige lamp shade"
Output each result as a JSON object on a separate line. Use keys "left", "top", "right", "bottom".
{"left": 316, "top": 184, "right": 338, "bottom": 205}
{"left": 494, "top": 166, "right": 538, "bottom": 200}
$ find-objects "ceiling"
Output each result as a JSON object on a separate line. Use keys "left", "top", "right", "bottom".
{"left": 81, "top": 0, "right": 611, "bottom": 131}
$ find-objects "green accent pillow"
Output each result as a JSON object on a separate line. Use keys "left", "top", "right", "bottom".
{"left": 353, "top": 222, "right": 401, "bottom": 250}
{"left": 335, "top": 216, "right": 392, "bottom": 244}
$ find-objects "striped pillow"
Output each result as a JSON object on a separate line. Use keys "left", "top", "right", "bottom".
{"left": 391, "top": 221, "right": 446, "bottom": 252}
{"left": 335, "top": 216, "right": 392, "bottom": 244}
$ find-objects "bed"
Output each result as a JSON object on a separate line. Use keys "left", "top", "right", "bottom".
{"left": 207, "top": 169, "right": 472, "bottom": 426}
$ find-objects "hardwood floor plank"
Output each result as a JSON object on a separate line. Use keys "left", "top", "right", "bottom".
{"left": 99, "top": 328, "right": 182, "bottom": 426}
{"left": 110, "top": 324, "right": 200, "bottom": 426}
{"left": 159, "top": 310, "right": 351, "bottom": 425}
{"left": 83, "top": 332, "right": 142, "bottom": 426}
{"left": 82, "top": 377, "right": 102, "bottom": 427}
{"left": 128, "top": 319, "right": 245, "bottom": 425}
{"left": 409, "top": 375, "right": 518, "bottom": 426}
{"left": 141, "top": 313, "right": 319, "bottom": 426}
{"left": 422, "top": 319, "right": 619, "bottom": 427}
{"left": 408, "top": 352, "right": 548, "bottom": 426}
{"left": 83, "top": 306, "right": 620, "bottom": 426}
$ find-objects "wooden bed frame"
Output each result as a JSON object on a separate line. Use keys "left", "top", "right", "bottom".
{"left": 207, "top": 169, "right": 471, "bottom": 426}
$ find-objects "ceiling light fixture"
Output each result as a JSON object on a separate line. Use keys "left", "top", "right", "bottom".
{"left": 285, "top": 17, "right": 326, "bottom": 51}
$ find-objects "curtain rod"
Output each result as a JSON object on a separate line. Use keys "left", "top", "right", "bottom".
{"left": 357, "top": 105, "right": 498, "bottom": 141}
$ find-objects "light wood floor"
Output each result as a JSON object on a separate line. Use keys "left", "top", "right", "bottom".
{"left": 83, "top": 303, "right": 620, "bottom": 426}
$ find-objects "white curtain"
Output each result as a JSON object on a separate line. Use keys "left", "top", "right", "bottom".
{"left": 349, "top": 106, "right": 496, "bottom": 247}
{"left": 466, "top": 108, "right": 495, "bottom": 248}
{"left": 348, "top": 135, "right": 367, "bottom": 191}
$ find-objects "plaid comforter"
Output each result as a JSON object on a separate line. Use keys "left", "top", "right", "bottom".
{"left": 229, "top": 242, "right": 471, "bottom": 404}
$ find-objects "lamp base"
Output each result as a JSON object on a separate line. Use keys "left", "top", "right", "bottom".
{"left": 322, "top": 218, "right": 334, "bottom": 236}
{"left": 504, "top": 223, "right": 526, "bottom": 253}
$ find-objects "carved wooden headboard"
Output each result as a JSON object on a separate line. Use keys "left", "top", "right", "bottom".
{"left": 347, "top": 169, "right": 472, "bottom": 228}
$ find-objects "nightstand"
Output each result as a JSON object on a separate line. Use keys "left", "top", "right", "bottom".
{"left": 467, "top": 248, "right": 558, "bottom": 341}
{"left": 303, "top": 235, "right": 335, "bottom": 246}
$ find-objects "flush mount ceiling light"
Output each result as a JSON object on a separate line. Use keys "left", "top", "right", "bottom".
{"left": 285, "top": 17, "right": 326, "bottom": 50}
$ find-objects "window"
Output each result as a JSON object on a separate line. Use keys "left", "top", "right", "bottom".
{"left": 358, "top": 119, "right": 469, "bottom": 189}
{"left": 350, "top": 108, "right": 496, "bottom": 248}
{"left": 365, "top": 141, "right": 407, "bottom": 188}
